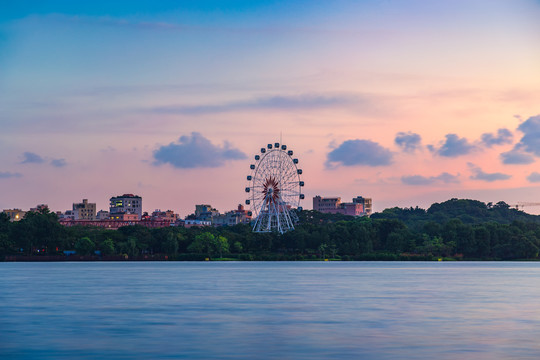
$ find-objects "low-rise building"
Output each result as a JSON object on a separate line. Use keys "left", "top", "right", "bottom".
{"left": 313, "top": 195, "right": 372, "bottom": 217}
{"left": 58, "top": 210, "right": 75, "bottom": 220}
{"left": 184, "top": 219, "right": 212, "bottom": 228}
{"left": 2, "top": 209, "right": 26, "bottom": 222}
{"left": 109, "top": 212, "right": 139, "bottom": 221}
{"left": 151, "top": 209, "right": 178, "bottom": 222}
{"left": 313, "top": 196, "right": 342, "bottom": 213}
{"left": 96, "top": 210, "right": 110, "bottom": 220}
{"left": 212, "top": 204, "right": 252, "bottom": 226}
{"left": 194, "top": 204, "right": 219, "bottom": 221}
{"left": 30, "top": 204, "right": 49, "bottom": 213}
{"left": 73, "top": 199, "right": 96, "bottom": 220}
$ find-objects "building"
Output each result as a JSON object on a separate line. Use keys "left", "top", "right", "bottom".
{"left": 109, "top": 194, "right": 142, "bottom": 220}
{"left": 353, "top": 196, "right": 372, "bottom": 216}
{"left": 313, "top": 195, "right": 372, "bottom": 217}
{"left": 96, "top": 210, "right": 110, "bottom": 220}
{"left": 194, "top": 204, "right": 219, "bottom": 221}
{"left": 30, "top": 204, "right": 49, "bottom": 213}
{"left": 73, "top": 199, "right": 96, "bottom": 220}
{"left": 2, "top": 209, "right": 26, "bottom": 222}
{"left": 59, "top": 218, "right": 172, "bottom": 230}
{"left": 151, "top": 209, "right": 178, "bottom": 222}
{"left": 313, "top": 196, "right": 342, "bottom": 213}
{"left": 109, "top": 212, "right": 139, "bottom": 221}
{"left": 212, "top": 204, "right": 252, "bottom": 226}
{"left": 183, "top": 219, "right": 212, "bottom": 228}
{"left": 58, "top": 210, "right": 75, "bottom": 220}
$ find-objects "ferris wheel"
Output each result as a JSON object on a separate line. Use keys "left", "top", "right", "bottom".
{"left": 245, "top": 142, "right": 304, "bottom": 234}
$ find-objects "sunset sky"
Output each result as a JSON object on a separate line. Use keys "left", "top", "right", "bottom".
{"left": 1, "top": 0, "right": 540, "bottom": 216}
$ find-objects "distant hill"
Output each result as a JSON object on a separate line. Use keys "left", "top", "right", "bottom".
{"left": 370, "top": 198, "right": 540, "bottom": 230}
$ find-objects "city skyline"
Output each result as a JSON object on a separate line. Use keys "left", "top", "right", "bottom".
{"left": 1, "top": 1, "right": 540, "bottom": 216}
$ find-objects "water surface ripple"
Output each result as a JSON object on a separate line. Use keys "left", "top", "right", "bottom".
{"left": 1, "top": 262, "right": 540, "bottom": 359}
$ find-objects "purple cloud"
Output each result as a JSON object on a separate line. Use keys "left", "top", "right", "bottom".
{"left": 326, "top": 139, "right": 393, "bottom": 167}
{"left": 395, "top": 132, "right": 422, "bottom": 153}
{"left": 401, "top": 172, "right": 459, "bottom": 185}
{"left": 432, "top": 134, "right": 476, "bottom": 157}
{"left": 514, "top": 115, "right": 540, "bottom": 156}
{"left": 481, "top": 128, "right": 513, "bottom": 147}
{"left": 468, "top": 163, "right": 511, "bottom": 182}
{"left": 527, "top": 172, "right": 540, "bottom": 183}
{"left": 153, "top": 132, "right": 247, "bottom": 169}
{"left": 500, "top": 149, "right": 534, "bottom": 165}
{"left": 149, "top": 94, "right": 358, "bottom": 115}
{"left": 20, "top": 152, "right": 45, "bottom": 164}
{"left": 0, "top": 171, "right": 22, "bottom": 179}
{"left": 51, "top": 159, "right": 67, "bottom": 167}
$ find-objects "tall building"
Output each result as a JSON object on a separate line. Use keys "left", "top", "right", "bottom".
{"left": 109, "top": 194, "right": 142, "bottom": 220}
{"left": 73, "top": 199, "right": 96, "bottom": 220}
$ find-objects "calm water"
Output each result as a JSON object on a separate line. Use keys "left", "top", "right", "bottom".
{"left": 1, "top": 262, "right": 540, "bottom": 359}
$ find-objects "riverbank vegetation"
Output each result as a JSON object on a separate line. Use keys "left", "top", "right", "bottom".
{"left": 2, "top": 199, "right": 540, "bottom": 261}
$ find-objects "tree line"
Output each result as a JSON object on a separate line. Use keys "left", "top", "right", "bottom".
{"left": 1, "top": 198, "right": 540, "bottom": 260}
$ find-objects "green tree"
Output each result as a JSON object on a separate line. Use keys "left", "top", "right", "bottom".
{"left": 0, "top": 233, "right": 15, "bottom": 255}
{"left": 216, "top": 235, "right": 229, "bottom": 258}
{"left": 233, "top": 241, "right": 243, "bottom": 253}
{"left": 101, "top": 238, "right": 115, "bottom": 255}
{"left": 188, "top": 232, "right": 215, "bottom": 257}
{"left": 75, "top": 237, "right": 95, "bottom": 255}
{"left": 163, "top": 232, "right": 179, "bottom": 255}
{"left": 318, "top": 243, "right": 328, "bottom": 259}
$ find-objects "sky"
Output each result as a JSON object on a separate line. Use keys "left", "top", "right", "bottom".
{"left": 1, "top": 0, "right": 540, "bottom": 216}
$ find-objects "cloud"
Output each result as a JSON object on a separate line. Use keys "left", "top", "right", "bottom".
{"left": 394, "top": 132, "right": 421, "bottom": 153}
{"left": 401, "top": 172, "right": 459, "bottom": 186}
{"left": 431, "top": 134, "right": 476, "bottom": 157}
{"left": 50, "top": 159, "right": 67, "bottom": 167}
{"left": 0, "top": 171, "right": 22, "bottom": 179}
{"left": 153, "top": 132, "right": 247, "bottom": 169}
{"left": 468, "top": 163, "right": 511, "bottom": 182}
{"left": 527, "top": 172, "right": 540, "bottom": 183}
{"left": 500, "top": 149, "right": 535, "bottom": 165}
{"left": 326, "top": 139, "right": 393, "bottom": 168}
{"left": 480, "top": 128, "right": 513, "bottom": 147}
{"left": 514, "top": 115, "right": 540, "bottom": 156}
{"left": 149, "top": 94, "right": 358, "bottom": 115}
{"left": 20, "top": 152, "right": 45, "bottom": 164}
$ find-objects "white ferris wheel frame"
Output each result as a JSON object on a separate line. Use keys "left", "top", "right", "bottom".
{"left": 245, "top": 143, "right": 304, "bottom": 234}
